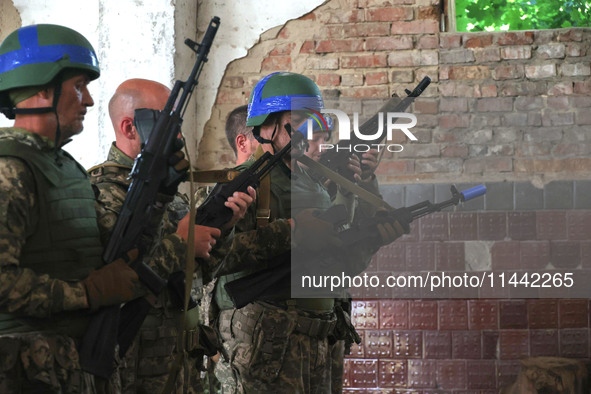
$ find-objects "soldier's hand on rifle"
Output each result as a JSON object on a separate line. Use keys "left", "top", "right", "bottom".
{"left": 348, "top": 149, "right": 379, "bottom": 182}
{"left": 159, "top": 138, "right": 190, "bottom": 197}
{"left": 374, "top": 208, "right": 411, "bottom": 246}
{"left": 176, "top": 215, "right": 222, "bottom": 259}
{"left": 221, "top": 186, "right": 256, "bottom": 231}
{"left": 292, "top": 208, "right": 343, "bottom": 252}
{"left": 82, "top": 249, "right": 145, "bottom": 310}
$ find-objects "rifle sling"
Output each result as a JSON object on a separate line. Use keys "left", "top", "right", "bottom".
{"left": 189, "top": 169, "right": 241, "bottom": 184}
{"left": 297, "top": 155, "right": 392, "bottom": 211}
{"left": 253, "top": 145, "right": 271, "bottom": 228}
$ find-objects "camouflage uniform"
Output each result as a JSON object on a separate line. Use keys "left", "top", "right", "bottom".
{"left": 213, "top": 158, "right": 377, "bottom": 393}
{"left": 0, "top": 128, "right": 104, "bottom": 393}
{"left": 90, "top": 142, "right": 202, "bottom": 394}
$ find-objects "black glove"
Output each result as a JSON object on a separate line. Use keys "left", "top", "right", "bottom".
{"left": 159, "top": 138, "right": 189, "bottom": 196}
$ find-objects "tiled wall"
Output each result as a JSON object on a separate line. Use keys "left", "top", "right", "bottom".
{"left": 343, "top": 181, "right": 591, "bottom": 392}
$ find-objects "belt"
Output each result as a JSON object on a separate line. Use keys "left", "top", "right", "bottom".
{"left": 231, "top": 303, "right": 337, "bottom": 341}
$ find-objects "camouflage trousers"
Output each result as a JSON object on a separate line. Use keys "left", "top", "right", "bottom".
{"left": 215, "top": 302, "right": 335, "bottom": 393}
{"left": 120, "top": 310, "right": 203, "bottom": 394}
{"left": 330, "top": 340, "right": 345, "bottom": 393}
{"left": 0, "top": 332, "right": 116, "bottom": 393}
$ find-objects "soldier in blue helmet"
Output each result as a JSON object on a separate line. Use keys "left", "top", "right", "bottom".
{"left": 0, "top": 25, "right": 182, "bottom": 393}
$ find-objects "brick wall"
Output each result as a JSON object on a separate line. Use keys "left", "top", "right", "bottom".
{"left": 198, "top": 0, "right": 591, "bottom": 391}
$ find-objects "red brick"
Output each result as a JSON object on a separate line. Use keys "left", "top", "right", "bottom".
{"left": 497, "top": 31, "right": 535, "bottom": 45}
{"left": 442, "top": 145, "right": 469, "bottom": 157}
{"left": 477, "top": 97, "right": 513, "bottom": 112}
{"left": 348, "top": 330, "right": 365, "bottom": 358}
{"left": 550, "top": 241, "right": 581, "bottom": 269}
{"left": 387, "top": 50, "right": 421, "bottom": 67}
{"left": 423, "top": 331, "right": 451, "bottom": 359}
{"left": 557, "top": 29, "right": 584, "bottom": 42}
{"left": 378, "top": 360, "right": 407, "bottom": 388}
{"left": 341, "top": 54, "right": 387, "bottom": 68}
{"left": 380, "top": 300, "right": 408, "bottom": 329}
{"left": 469, "top": 300, "right": 499, "bottom": 330}
{"left": 352, "top": 300, "right": 379, "bottom": 329}
{"left": 392, "top": 330, "right": 422, "bottom": 358}
{"left": 417, "top": 35, "right": 439, "bottom": 49}
{"left": 376, "top": 242, "right": 406, "bottom": 271}
{"left": 500, "top": 45, "right": 532, "bottom": 59}
{"left": 478, "top": 213, "right": 507, "bottom": 241}
{"left": 437, "top": 360, "right": 467, "bottom": 390}
{"left": 527, "top": 299, "right": 558, "bottom": 329}
{"left": 500, "top": 300, "right": 528, "bottom": 329}
{"left": 316, "top": 73, "right": 340, "bottom": 87}
{"left": 349, "top": 359, "right": 378, "bottom": 388}
{"left": 440, "top": 34, "right": 462, "bottom": 48}
{"left": 439, "top": 300, "right": 468, "bottom": 330}
{"left": 365, "top": 36, "right": 413, "bottom": 51}
{"left": 319, "top": 9, "right": 365, "bottom": 24}
{"left": 464, "top": 34, "right": 493, "bottom": 48}
{"left": 261, "top": 56, "right": 291, "bottom": 71}
{"left": 567, "top": 211, "right": 591, "bottom": 240}
{"left": 365, "top": 71, "right": 388, "bottom": 85}
{"left": 419, "top": 213, "right": 449, "bottom": 241}
{"left": 449, "top": 212, "right": 477, "bottom": 240}
{"left": 439, "top": 114, "right": 470, "bottom": 128}
{"left": 467, "top": 360, "right": 497, "bottom": 390}
{"left": 492, "top": 64, "right": 525, "bottom": 80}
{"left": 269, "top": 42, "right": 295, "bottom": 56}
{"left": 406, "top": 242, "right": 435, "bottom": 271}
{"left": 417, "top": 5, "right": 440, "bottom": 20}
{"left": 341, "top": 86, "right": 389, "bottom": 98}
{"left": 520, "top": 241, "right": 550, "bottom": 270}
{"left": 316, "top": 39, "right": 364, "bottom": 53}
{"left": 367, "top": 7, "right": 414, "bottom": 22}
{"left": 391, "top": 20, "right": 439, "bottom": 34}
{"left": 299, "top": 40, "right": 315, "bottom": 54}
{"left": 435, "top": 242, "right": 464, "bottom": 271}
{"left": 342, "top": 22, "right": 391, "bottom": 37}
{"left": 448, "top": 65, "right": 490, "bottom": 80}
{"left": 408, "top": 359, "right": 437, "bottom": 388}
{"left": 560, "top": 299, "right": 589, "bottom": 328}
{"left": 492, "top": 241, "right": 521, "bottom": 271}
{"left": 452, "top": 331, "right": 481, "bottom": 359}
{"left": 500, "top": 330, "right": 529, "bottom": 359}
{"left": 508, "top": 212, "right": 537, "bottom": 240}
{"left": 530, "top": 330, "right": 559, "bottom": 357}
{"left": 409, "top": 300, "right": 438, "bottom": 330}
{"left": 365, "top": 330, "right": 393, "bottom": 358}
{"left": 525, "top": 64, "right": 557, "bottom": 79}
{"left": 560, "top": 329, "right": 589, "bottom": 358}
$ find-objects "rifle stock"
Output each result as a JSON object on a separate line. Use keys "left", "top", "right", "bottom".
{"left": 79, "top": 16, "right": 220, "bottom": 379}
{"left": 195, "top": 141, "right": 292, "bottom": 229}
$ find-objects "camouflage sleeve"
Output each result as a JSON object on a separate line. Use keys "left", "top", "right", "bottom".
{"left": 207, "top": 202, "right": 292, "bottom": 277}
{"left": 93, "top": 179, "right": 188, "bottom": 278}
{"left": 0, "top": 157, "right": 88, "bottom": 318}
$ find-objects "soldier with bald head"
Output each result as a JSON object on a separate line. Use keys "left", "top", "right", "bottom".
{"left": 90, "top": 78, "right": 254, "bottom": 393}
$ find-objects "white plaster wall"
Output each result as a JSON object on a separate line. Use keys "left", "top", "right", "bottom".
{"left": 1, "top": 0, "right": 324, "bottom": 169}
{"left": 194, "top": 0, "right": 325, "bottom": 158}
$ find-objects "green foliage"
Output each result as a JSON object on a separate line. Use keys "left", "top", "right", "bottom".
{"left": 455, "top": 0, "right": 591, "bottom": 31}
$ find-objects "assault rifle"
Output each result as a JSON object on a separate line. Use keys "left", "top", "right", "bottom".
{"left": 79, "top": 17, "right": 220, "bottom": 379}
{"left": 319, "top": 76, "right": 431, "bottom": 181}
{"left": 195, "top": 141, "right": 292, "bottom": 230}
{"left": 224, "top": 184, "right": 487, "bottom": 307}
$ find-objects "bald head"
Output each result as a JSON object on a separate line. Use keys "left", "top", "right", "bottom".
{"left": 108, "top": 78, "right": 170, "bottom": 158}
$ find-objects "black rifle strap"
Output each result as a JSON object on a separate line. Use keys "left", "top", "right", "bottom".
{"left": 252, "top": 146, "right": 272, "bottom": 228}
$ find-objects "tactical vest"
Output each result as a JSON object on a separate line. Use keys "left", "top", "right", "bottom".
{"left": 0, "top": 139, "right": 103, "bottom": 335}
{"left": 215, "top": 159, "right": 335, "bottom": 312}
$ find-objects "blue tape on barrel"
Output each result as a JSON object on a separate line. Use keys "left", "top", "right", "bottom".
{"left": 461, "top": 185, "right": 487, "bottom": 201}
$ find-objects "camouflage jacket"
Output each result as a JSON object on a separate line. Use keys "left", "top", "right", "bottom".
{"left": 89, "top": 142, "right": 188, "bottom": 279}
{"left": 0, "top": 128, "right": 90, "bottom": 320}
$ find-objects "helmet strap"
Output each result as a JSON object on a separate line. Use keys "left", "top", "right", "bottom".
{"left": 253, "top": 124, "right": 275, "bottom": 146}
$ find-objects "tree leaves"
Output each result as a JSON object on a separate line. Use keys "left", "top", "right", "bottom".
{"left": 455, "top": 0, "right": 591, "bottom": 31}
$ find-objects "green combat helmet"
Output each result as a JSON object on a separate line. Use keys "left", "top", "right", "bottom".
{"left": 246, "top": 72, "right": 324, "bottom": 144}
{"left": 0, "top": 24, "right": 100, "bottom": 119}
